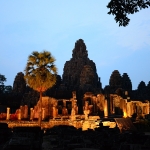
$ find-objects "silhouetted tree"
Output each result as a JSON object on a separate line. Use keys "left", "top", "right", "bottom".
{"left": 4, "top": 86, "right": 12, "bottom": 94}
{"left": 0, "top": 74, "right": 6, "bottom": 93}
{"left": 107, "top": 0, "right": 150, "bottom": 26}
{"left": 0, "top": 74, "right": 13, "bottom": 106}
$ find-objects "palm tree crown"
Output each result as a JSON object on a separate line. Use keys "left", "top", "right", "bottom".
{"left": 24, "top": 51, "right": 57, "bottom": 92}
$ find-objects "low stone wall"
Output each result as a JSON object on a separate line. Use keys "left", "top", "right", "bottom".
{"left": 0, "top": 121, "right": 39, "bottom": 128}
{"left": 0, "top": 119, "right": 117, "bottom": 131}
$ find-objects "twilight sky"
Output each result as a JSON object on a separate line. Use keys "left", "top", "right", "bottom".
{"left": 0, "top": 0, "right": 150, "bottom": 90}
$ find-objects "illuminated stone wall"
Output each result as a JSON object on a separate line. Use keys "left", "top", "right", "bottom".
{"left": 2, "top": 93, "right": 150, "bottom": 122}
{"left": 109, "top": 94, "right": 150, "bottom": 118}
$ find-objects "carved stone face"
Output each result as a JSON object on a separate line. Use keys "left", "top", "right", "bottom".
{"left": 80, "top": 65, "right": 95, "bottom": 85}
{"left": 62, "top": 39, "right": 100, "bottom": 91}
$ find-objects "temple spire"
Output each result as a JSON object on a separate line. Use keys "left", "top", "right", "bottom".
{"left": 72, "top": 39, "right": 88, "bottom": 59}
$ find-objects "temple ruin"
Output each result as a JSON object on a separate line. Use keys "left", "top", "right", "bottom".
{"left": 1, "top": 39, "right": 150, "bottom": 131}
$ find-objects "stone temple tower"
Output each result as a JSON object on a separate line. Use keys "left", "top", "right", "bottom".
{"left": 62, "top": 39, "right": 101, "bottom": 93}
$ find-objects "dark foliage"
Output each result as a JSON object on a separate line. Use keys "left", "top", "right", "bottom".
{"left": 107, "top": 0, "right": 150, "bottom": 26}
{"left": 0, "top": 74, "right": 6, "bottom": 94}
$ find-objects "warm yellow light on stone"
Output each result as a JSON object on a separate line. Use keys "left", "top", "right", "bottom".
{"left": 102, "top": 121, "right": 116, "bottom": 128}
{"left": 104, "top": 100, "right": 108, "bottom": 117}
{"left": 6, "top": 107, "right": 10, "bottom": 120}
{"left": 30, "top": 108, "right": 33, "bottom": 120}
{"left": 123, "top": 111, "right": 127, "bottom": 118}
{"left": 18, "top": 109, "right": 21, "bottom": 120}
{"left": 42, "top": 108, "right": 45, "bottom": 120}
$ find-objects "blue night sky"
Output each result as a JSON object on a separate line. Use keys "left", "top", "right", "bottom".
{"left": 0, "top": 0, "right": 150, "bottom": 90}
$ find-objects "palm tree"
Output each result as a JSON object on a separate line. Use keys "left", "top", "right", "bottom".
{"left": 24, "top": 51, "right": 57, "bottom": 126}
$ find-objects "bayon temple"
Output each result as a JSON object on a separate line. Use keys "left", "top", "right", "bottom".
{"left": 1, "top": 39, "right": 150, "bottom": 130}
{"left": 35, "top": 39, "right": 149, "bottom": 120}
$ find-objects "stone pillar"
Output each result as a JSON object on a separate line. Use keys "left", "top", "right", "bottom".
{"left": 18, "top": 109, "right": 21, "bottom": 120}
{"left": 63, "top": 100, "right": 66, "bottom": 107}
{"left": 141, "top": 105, "right": 143, "bottom": 117}
{"left": 24, "top": 105, "right": 28, "bottom": 119}
{"left": 126, "top": 102, "right": 129, "bottom": 117}
{"left": 30, "top": 108, "right": 33, "bottom": 120}
{"left": 112, "top": 97, "right": 115, "bottom": 114}
{"left": 84, "top": 110, "right": 90, "bottom": 120}
{"left": 20, "top": 106, "right": 23, "bottom": 119}
{"left": 53, "top": 107, "right": 57, "bottom": 119}
{"left": 110, "top": 95, "right": 113, "bottom": 114}
{"left": 147, "top": 103, "right": 149, "bottom": 114}
{"left": 123, "top": 100, "right": 127, "bottom": 118}
{"left": 83, "top": 101, "right": 90, "bottom": 120}
{"left": 92, "top": 96, "right": 96, "bottom": 114}
{"left": 95, "top": 97, "right": 98, "bottom": 114}
{"left": 104, "top": 99, "right": 108, "bottom": 118}
{"left": 131, "top": 102, "right": 133, "bottom": 116}
{"left": 42, "top": 108, "right": 45, "bottom": 120}
{"left": 110, "top": 95, "right": 115, "bottom": 114}
{"left": 71, "top": 107, "right": 76, "bottom": 121}
{"left": 74, "top": 101, "right": 78, "bottom": 115}
{"left": 137, "top": 104, "right": 142, "bottom": 118}
{"left": 71, "top": 100, "right": 73, "bottom": 109}
{"left": 142, "top": 106, "right": 145, "bottom": 114}
{"left": 6, "top": 107, "right": 10, "bottom": 120}
{"left": 144, "top": 101, "right": 149, "bottom": 114}
{"left": 136, "top": 104, "right": 139, "bottom": 118}
{"left": 127, "top": 102, "right": 132, "bottom": 117}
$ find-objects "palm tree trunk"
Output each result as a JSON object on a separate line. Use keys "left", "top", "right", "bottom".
{"left": 38, "top": 90, "right": 42, "bottom": 126}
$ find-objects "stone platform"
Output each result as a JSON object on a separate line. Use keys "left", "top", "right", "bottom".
{"left": 0, "top": 117, "right": 117, "bottom": 131}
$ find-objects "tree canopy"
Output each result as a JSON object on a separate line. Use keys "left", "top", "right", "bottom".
{"left": 0, "top": 74, "right": 7, "bottom": 93}
{"left": 24, "top": 51, "right": 57, "bottom": 92}
{"left": 0, "top": 74, "right": 6, "bottom": 85}
{"left": 107, "top": 0, "right": 150, "bottom": 26}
